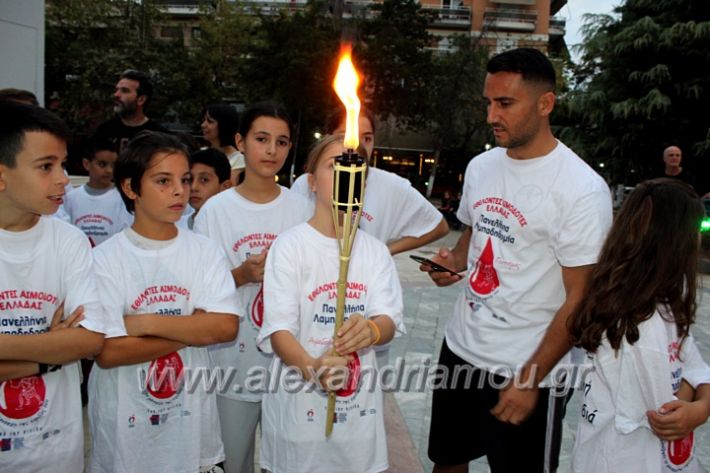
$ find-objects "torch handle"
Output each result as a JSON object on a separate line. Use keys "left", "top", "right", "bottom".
{"left": 325, "top": 266, "right": 350, "bottom": 437}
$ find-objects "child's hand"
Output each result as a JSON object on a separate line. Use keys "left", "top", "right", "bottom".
{"left": 647, "top": 399, "right": 709, "bottom": 440}
{"left": 312, "top": 352, "right": 351, "bottom": 392}
{"left": 50, "top": 303, "right": 85, "bottom": 331}
{"left": 123, "top": 314, "right": 150, "bottom": 337}
{"left": 239, "top": 249, "right": 268, "bottom": 284}
{"left": 333, "top": 314, "right": 376, "bottom": 356}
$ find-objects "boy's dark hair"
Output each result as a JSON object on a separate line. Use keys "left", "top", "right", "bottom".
{"left": 324, "top": 107, "right": 376, "bottom": 135}
{"left": 569, "top": 178, "right": 705, "bottom": 353}
{"left": 190, "top": 148, "right": 231, "bottom": 184}
{"left": 114, "top": 131, "right": 188, "bottom": 213}
{"left": 202, "top": 104, "right": 240, "bottom": 148}
{"left": 120, "top": 69, "right": 153, "bottom": 108}
{"left": 0, "top": 102, "right": 70, "bottom": 168}
{"left": 87, "top": 138, "right": 118, "bottom": 161}
{"left": 239, "top": 101, "right": 293, "bottom": 139}
{"left": 0, "top": 88, "right": 39, "bottom": 106}
{"left": 487, "top": 48, "right": 557, "bottom": 92}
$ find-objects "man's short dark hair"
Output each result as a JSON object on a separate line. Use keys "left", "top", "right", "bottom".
{"left": 190, "top": 148, "right": 231, "bottom": 184}
{"left": 114, "top": 131, "right": 188, "bottom": 213}
{"left": 487, "top": 48, "right": 556, "bottom": 92}
{"left": 0, "top": 88, "right": 39, "bottom": 106}
{"left": 0, "top": 102, "right": 69, "bottom": 168}
{"left": 120, "top": 69, "right": 154, "bottom": 107}
{"left": 324, "top": 107, "right": 376, "bottom": 135}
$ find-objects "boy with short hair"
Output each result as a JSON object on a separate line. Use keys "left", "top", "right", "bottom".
{"left": 63, "top": 140, "right": 133, "bottom": 245}
{"left": 0, "top": 101, "right": 122, "bottom": 472}
{"left": 179, "top": 148, "right": 232, "bottom": 230}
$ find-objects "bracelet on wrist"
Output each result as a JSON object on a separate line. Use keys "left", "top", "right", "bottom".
{"left": 367, "top": 319, "right": 381, "bottom": 346}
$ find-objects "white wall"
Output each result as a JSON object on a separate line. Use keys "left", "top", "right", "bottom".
{"left": 0, "top": 1, "right": 45, "bottom": 105}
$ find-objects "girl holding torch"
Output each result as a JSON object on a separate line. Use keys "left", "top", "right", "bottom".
{"left": 255, "top": 133, "right": 404, "bottom": 473}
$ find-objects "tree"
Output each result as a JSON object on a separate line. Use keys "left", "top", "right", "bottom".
{"left": 422, "top": 35, "right": 489, "bottom": 196}
{"left": 46, "top": 0, "right": 192, "bottom": 135}
{"left": 356, "top": 0, "right": 435, "bottom": 130}
{"left": 558, "top": 0, "right": 710, "bottom": 187}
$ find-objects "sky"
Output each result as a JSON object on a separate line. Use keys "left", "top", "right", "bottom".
{"left": 561, "top": 0, "right": 620, "bottom": 57}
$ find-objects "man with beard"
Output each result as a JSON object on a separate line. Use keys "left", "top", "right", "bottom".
{"left": 92, "top": 70, "right": 167, "bottom": 153}
{"left": 421, "top": 48, "right": 612, "bottom": 473}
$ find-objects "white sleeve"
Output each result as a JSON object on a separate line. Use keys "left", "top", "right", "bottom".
{"left": 192, "top": 203, "right": 211, "bottom": 237}
{"left": 386, "top": 178, "right": 443, "bottom": 241}
{"left": 456, "top": 160, "right": 475, "bottom": 226}
{"left": 680, "top": 334, "right": 710, "bottom": 388}
{"left": 257, "top": 237, "right": 301, "bottom": 353}
{"left": 191, "top": 242, "right": 241, "bottom": 317}
{"left": 553, "top": 186, "right": 612, "bottom": 267}
{"left": 89, "top": 247, "right": 129, "bottom": 338}
{"left": 614, "top": 321, "right": 674, "bottom": 434}
{"left": 290, "top": 173, "right": 312, "bottom": 198}
{"left": 364, "top": 244, "right": 405, "bottom": 336}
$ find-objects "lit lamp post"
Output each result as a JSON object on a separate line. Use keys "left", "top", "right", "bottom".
{"left": 325, "top": 47, "right": 367, "bottom": 438}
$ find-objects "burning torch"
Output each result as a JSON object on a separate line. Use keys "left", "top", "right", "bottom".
{"left": 325, "top": 47, "right": 367, "bottom": 438}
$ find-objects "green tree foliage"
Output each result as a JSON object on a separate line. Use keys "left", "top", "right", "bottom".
{"left": 558, "top": 0, "right": 710, "bottom": 186}
{"left": 356, "top": 0, "right": 435, "bottom": 130}
{"left": 45, "top": 0, "right": 191, "bottom": 134}
{"left": 423, "top": 35, "right": 488, "bottom": 196}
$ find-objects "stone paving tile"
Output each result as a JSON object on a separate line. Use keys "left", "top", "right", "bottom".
{"left": 391, "top": 230, "right": 710, "bottom": 473}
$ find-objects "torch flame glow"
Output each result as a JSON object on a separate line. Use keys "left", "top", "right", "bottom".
{"left": 333, "top": 47, "right": 361, "bottom": 150}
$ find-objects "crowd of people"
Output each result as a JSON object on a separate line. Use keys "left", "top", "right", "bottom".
{"left": 0, "top": 47, "right": 709, "bottom": 473}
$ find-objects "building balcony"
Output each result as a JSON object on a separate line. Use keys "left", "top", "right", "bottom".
{"left": 482, "top": 7, "right": 537, "bottom": 33}
{"left": 426, "top": 6, "right": 471, "bottom": 30}
{"left": 549, "top": 15, "right": 566, "bottom": 36}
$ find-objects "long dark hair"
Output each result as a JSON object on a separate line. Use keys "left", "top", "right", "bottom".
{"left": 202, "top": 104, "right": 239, "bottom": 148}
{"left": 569, "top": 178, "right": 704, "bottom": 352}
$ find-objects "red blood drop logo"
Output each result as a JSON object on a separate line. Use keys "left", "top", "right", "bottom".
{"left": 667, "top": 432, "right": 694, "bottom": 466}
{"left": 0, "top": 376, "right": 46, "bottom": 420}
{"left": 251, "top": 286, "right": 264, "bottom": 328}
{"left": 146, "top": 352, "right": 184, "bottom": 399}
{"left": 336, "top": 352, "right": 361, "bottom": 398}
{"left": 469, "top": 237, "right": 499, "bottom": 295}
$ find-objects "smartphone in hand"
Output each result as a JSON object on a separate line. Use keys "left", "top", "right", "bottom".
{"left": 409, "top": 255, "right": 462, "bottom": 276}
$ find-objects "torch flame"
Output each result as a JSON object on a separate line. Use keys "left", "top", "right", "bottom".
{"left": 333, "top": 47, "right": 361, "bottom": 150}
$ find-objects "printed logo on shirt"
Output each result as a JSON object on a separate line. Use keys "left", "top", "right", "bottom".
{"left": 0, "top": 376, "right": 47, "bottom": 421}
{"left": 469, "top": 238, "right": 500, "bottom": 298}
{"left": 145, "top": 352, "right": 184, "bottom": 401}
{"left": 306, "top": 409, "right": 315, "bottom": 422}
{"left": 232, "top": 233, "right": 277, "bottom": 254}
{"left": 662, "top": 432, "right": 694, "bottom": 469}
{"left": 0, "top": 437, "right": 24, "bottom": 452}
{"left": 250, "top": 286, "right": 264, "bottom": 329}
{"left": 128, "top": 414, "right": 136, "bottom": 428}
{"left": 335, "top": 352, "right": 361, "bottom": 398}
{"left": 131, "top": 285, "right": 191, "bottom": 312}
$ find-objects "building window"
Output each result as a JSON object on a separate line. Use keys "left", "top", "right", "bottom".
{"left": 160, "top": 26, "right": 183, "bottom": 40}
{"left": 192, "top": 27, "right": 202, "bottom": 39}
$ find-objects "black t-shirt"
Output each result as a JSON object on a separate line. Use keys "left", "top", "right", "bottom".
{"left": 661, "top": 168, "right": 698, "bottom": 194}
{"left": 93, "top": 116, "right": 168, "bottom": 153}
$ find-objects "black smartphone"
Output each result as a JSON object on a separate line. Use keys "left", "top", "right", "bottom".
{"left": 409, "top": 255, "right": 462, "bottom": 276}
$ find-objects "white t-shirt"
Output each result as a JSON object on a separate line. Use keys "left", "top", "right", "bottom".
{"left": 63, "top": 185, "right": 133, "bottom": 246}
{"left": 446, "top": 142, "right": 612, "bottom": 383}
{"left": 228, "top": 151, "right": 245, "bottom": 171}
{"left": 194, "top": 186, "right": 311, "bottom": 402}
{"left": 291, "top": 168, "right": 443, "bottom": 244}
{"left": 256, "top": 223, "right": 405, "bottom": 473}
{"left": 572, "top": 308, "right": 710, "bottom": 473}
{"left": 0, "top": 217, "right": 121, "bottom": 473}
{"left": 88, "top": 229, "right": 240, "bottom": 473}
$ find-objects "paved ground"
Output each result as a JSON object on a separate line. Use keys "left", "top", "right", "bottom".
{"left": 390, "top": 229, "right": 710, "bottom": 473}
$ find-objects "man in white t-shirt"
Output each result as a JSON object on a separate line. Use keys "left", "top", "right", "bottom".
{"left": 421, "top": 48, "right": 613, "bottom": 473}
